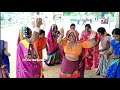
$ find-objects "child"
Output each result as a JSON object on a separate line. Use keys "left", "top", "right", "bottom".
{"left": 33, "top": 29, "right": 46, "bottom": 70}
{"left": 105, "top": 28, "right": 120, "bottom": 78}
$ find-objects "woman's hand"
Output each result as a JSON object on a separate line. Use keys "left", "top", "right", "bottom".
{"left": 90, "top": 32, "right": 96, "bottom": 39}
{"left": 35, "top": 17, "right": 43, "bottom": 28}
{"left": 109, "top": 55, "right": 115, "bottom": 59}
{"left": 36, "top": 54, "right": 40, "bottom": 59}
{"left": 27, "top": 55, "right": 33, "bottom": 59}
{"left": 60, "top": 27, "right": 64, "bottom": 36}
{"left": 104, "top": 54, "right": 110, "bottom": 59}
{"left": 7, "top": 53, "right": 11, "bottom": 56}
{"left": 0, "top": 64, "right": 7, "bottom": 70}
{"left": 109, "top": 55, "right": 120, "bottom": 59}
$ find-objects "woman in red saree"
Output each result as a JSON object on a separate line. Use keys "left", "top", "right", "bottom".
{"left": 80, "top": 24, "right": 100, "bottom": 70}
{"left": 16, "top": 26, "right": 44, "bottom": 78}
{"left": 44, "top": 24, "right": 62, "bottom": 66}
{"left": 57, "top": 27, "right": 97, "bottom": 78}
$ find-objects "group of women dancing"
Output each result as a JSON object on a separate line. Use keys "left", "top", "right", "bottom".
{"left": 0, "top": 17, "right": 120, "bottom": 78}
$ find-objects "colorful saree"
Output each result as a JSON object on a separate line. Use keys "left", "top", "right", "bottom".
{"left": 0, "top": 40, "right": 10, "bottom": 78}
{"left": 33, "top": 37, "right": 46, "bottom": 59}
{"left": 16, "top": 39, "right": 43, "bottom": 78}
{"left": 97, "top": 36, "right": 112, "bottom": 76}
{"left": 59, "top": 56, "right": 82, "bottom": 78}
{"left": 59, "top": 30, "right": 93, "bottom": 78}
{"left": 44, "top": 25, "right": 62, "bottom": 66}
{"left": 106, "top": 59, "right": 120, "bottom": 78}
{"left": 16, "top": 26, "right": 43, "bottom": 78}
{"left": 17, "top": 27, "right": 26, "bottom": 45}
{"left": 33, "top": 37, "right": 47, "bottom": 69}
{"left": 80, "top": 30, "right": 100, "bottom": 69}
{"left": 105, "top": 39, "right": 120, "bottom": 78}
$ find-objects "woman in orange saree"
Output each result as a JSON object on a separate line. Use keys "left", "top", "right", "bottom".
{"left": 57, "top": 28, "right": 97, "bottom": 78}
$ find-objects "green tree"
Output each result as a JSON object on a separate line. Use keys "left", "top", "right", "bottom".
{"left": 63, "top": 12, "right": 115, "bottom": 20}
{"left": 63, "top": 12, "right": 80, "bottom": 16}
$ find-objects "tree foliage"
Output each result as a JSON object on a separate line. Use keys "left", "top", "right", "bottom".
{"left": 63, "top": 12, "right": 115, "bottom": 17}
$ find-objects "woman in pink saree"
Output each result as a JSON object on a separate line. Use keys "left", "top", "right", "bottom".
{"left": 80, "top": 24, "right": 100, "bottom": 70}
{"left": 44, "top": 24, "right": 62, "bottom": 66}
{"left": 16, "top": 26, "right": 44, "bottom": 78}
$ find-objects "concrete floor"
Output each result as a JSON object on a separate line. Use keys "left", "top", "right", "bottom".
{"left": 9, "top": 49, "right": 103, "bottom": 78}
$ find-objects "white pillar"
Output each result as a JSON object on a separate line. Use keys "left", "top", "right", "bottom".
{"left": 118, "top": 12, "right": 120, "bottom": 28}
{"left": 115, "top": 12, "right": 120, "bottom": 28}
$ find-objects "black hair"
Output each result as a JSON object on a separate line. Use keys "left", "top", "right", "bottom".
{"left": 112, "top": 28, "right": 120, "bottom": 35}
{"left": 39, "top": 29, "right": 45, "bottom": 35}
{"left": 70, "top": 23, "right": 76, "bottom": 28}
{"left": 24, "top": 27, "right": 31, "bottom": 38}
{"left": 57, "top": 31, "right": 60, "bottom": 35}
{"left": 97, "top": 27, "right": 111, "bottom": 36}
{"left": 68, "top": 32, "right": 75, "bottom": 38}
{"left": 52, "top": 24, "right": 58, "bottom": 30}
{"left": 85, "top": 24, "right": 91, "bottom": 29}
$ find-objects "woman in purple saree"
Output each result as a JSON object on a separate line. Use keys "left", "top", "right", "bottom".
{"left": 16, "top": 26, "right": 44, "bottom": 78}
